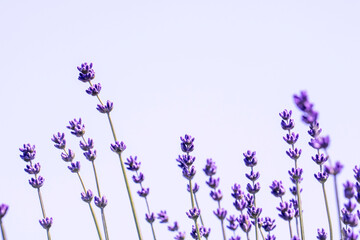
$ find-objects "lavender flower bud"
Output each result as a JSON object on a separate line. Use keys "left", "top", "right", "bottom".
{"left": 283, "top": 132, "right": 299, "bottom": 145}
{"left": 137, "top": 188, "right": 150, "bottom": 198}
{"left": 265, "top": 235, "right": 276, "bottom": 240}
{"left": 182, "top": 166, "right": 196, "bottom": 180}
{"left": 245, "top": 170, "right": 260, "bottom": 181}
{"left": 96, "top": 100, "right": 114, "bottom": 114}
{"left": 233, "top": 199, "right": 247, "bottom": 211}
{"left": 61, "top": 149, "right": 75, "bottom": 162}
{"left": 79, "top": 138, "right": 94, "bottom": 151}
{"left": 309, "top": 136, "right": 329, "bottom": 150}
{"left": 174, "top": 232, "right": 186, "bottom": 240}
{"left": 77, "top": 62, "right": 95, "bottom": 82}
{"left": 86, "top": 83, "right": 101, "bottom": 96}
{"left": 180, "top": 134, "right": 195, "bottom": 153}
{"left": 229, "top": 236, "right": 241, "bottom": 240}
{"left": 286, "top": 148, "right": 302, "bottom": 160}
{"left": 308, "top": 121, "right": 322, "bottom": 138}
{"left": 145, "top": 212, "right": 155, "bottom": 223}
{"left": 345, "top": 200, "right": 357, "bottom": 213}
{"left": 314, "top": 171, "right": 329, "bottom": 184}
{"left": 270, "top": 180, "right": 285, "bottom": 198}
{"left": 317, "top": 228, "right": 327, "bottom": 240}
{"left": 281, "top": 119, "right": 295, "bottom": 130}
{"left": 200, "top": 226, "right": 211, "bottom": 238}
{"left": 67, "top": 118, "right": 85, "bottom": 137}
{"left": 190, "top": 225, "right": 202, "bottom": 239}
{"left": 177, "top": 155, "right": 195, "bottom": 168}
{"left": 342, "top": 208, "right": 358, "bottom": 227}
{"left": 133, "top": 172, "right": 144, "bottom": 184}
{"left": 293, "top": 91, "right": 309, "bottom": 111}
{"left": 0, "top": 204, "right": 9, "bottom": 219}
{"left": 94, "top": 196, "right": 108, "bottom": 209}
{"left": 29, "top": 176, "right": 45, "bottom": 188}
{"left": 125, "top": 156, "right": 141, "bottom": 171}
{"left": 292, "top": 236, "right": 301, "bottom": 240}
{"left": 203, "top": 158, "right": 217, "bottom": 176}
{"left": 231, "top": 183, "right": 244, "bottom": 200}
{"left": 81, "top": 190, "right": 93, "bottom": 203}
{"left": 262, "top": 217, "right": 276, "bottom": 232}
{"left": 19, "top": 144, "right": 36, "bottom": 162}
{"left": 247, "top": 206, "right": 262, "bottom": 219}
{"left": 312, "top": 153, "right": 328, "bottom": 165}
{"left": 157, "top": 210, "right": 168, "bottom": 223}
{"left": 187, "top": 182, "right": 199, "bottom": 193}
{"left": 243, "top": 150, "right": 257, "bottom": 167}
{"left": 24, "top": 163, "right": 41, "bottom": 175}
{"left": 210, "top": 189, "right": 223, "bottom": 201}
{"left": 288, "top": 167, "right": 303, "bottom": 184}
{"left": 186, "top": 207, "right": 200, "bottom": 220}
{"left": 324, "top": 161, "right": 343, "bottom": 176}
{"left": 213, "top": 207, "right": 227, "bottom": 220}
{"left": 238, "top": 214, "right": 252, "bottom": 233}
{"left": 277, "top": 201, "right": 294, "bottom": 221}
{"left": 354, "top": 166, "right": 360, "bottom": 182}
{"left": 39, "top": 217, "right": 53, "bottom": 230}
{"left": 110, "top": 141, "right": 126, "bottom": 153}
{"left": 289, "top": 186, "right": 302, "bottom": 196}
{"left": 83, "top": 149, "right": 97, "bottom": 161}
{"left": 343, "top": 227, "right": 358, "bottom": 240}
{"left": 68, "top": 161, "right": 81, "bottom": 173}
{"left": 279, "top": 109, "right": 292, "bottom": 120}
{"left": 227, "top": 215, "right": 238, "bottom": 230}
{"left": 245, "top": 193, "right": 254, "bottom": 208}
{"left": 206, "top": 176, "right": 220, "bottom": 189}
{"left": 246, "top": 182, "right": 260, "bottom": 194}
{"left": 344, "top": 181, "right": 355, "bottom": 199}
{"left": 168, "top": 221, "right": 179, "bottom": 231}
{"left": 51, "top": 132, "right": 66, "bottom": 149}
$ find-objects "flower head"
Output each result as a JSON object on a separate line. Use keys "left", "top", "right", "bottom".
{"left": 238, "top": 214, "right": 252, "bottom": 233}
{"left": 94, "top": 196, "right": 108, "bottom": 209}
{"left": 29, "top": 176, "right": 45, "bottom": 188}
{"left": 187, "top": 182, "right": 200, "bottom": 194}
{"left": 206, "top": 176, "right": 220, "bottom": 189}
{"left": 243, "top": 150, "right": 257, "bottom": 167}
{"left": 19, "top": 144, "right": 36, "bottom": 162}
{"left": 279, "top": 109, "right": 292, "bottom": 120}
{"left": 262, "top": 217, "right": 276, "bottom": 232}
{"left": 231, "top": 183, "right": 244, "bottom": 200}
{"left": 0, "top": 204, "right": 9, "bottom": 219}
{"left": 68, "top": 161, "right": 81, "bottom": 173}
{"left": 168, "top": 221, "right": 179, "bottom": 231}
{"left": 110, "top": 141, "right": 126, "bottom": 154}
{"left": 174, "top": 232, "right": 186, "bottom": 240}
{"left": 227, "top": 215, "right": 238, "bottom": 231}
{"left": 203, "top": 158, "right": 217, "bottom": 176}
{"left": 61, "top": 149, "right": 75, "bottom": 162}
{"left": 308, "top": 121, "right": 322, "bottom": 138}
{"left": 182, "top": 166, "right": 196, "bottom": 180}
{"left": 86, "top": 83, "right": 101, "bottom": 96}
{"left": 137, "top": 188, "right": 150, "bottom": 198}
{"left": 96, "top": 100, "right": 114, "bottom": 114}
{"left": 77, "top": 62, "right": 95, "bottom": 82}
{"left": 67, "top": 118, "right": 85, "bottom": 137}
{"left": 79, "top": 138, "right": 94, "bottom": 151}
{"left": 24, "top": 163, "right": 41, "bottom": 175}
{"left": 39, "top": 217, "right": 53, "bottom": 230}
{"left": 270, "top": 180, "right": 285, "bottom": 198}
{"left": 317, "top": 228, "right": 327, "bottom": 240}
{"left": 83, "top": 149, "right": 97, "bottom": 161}
{"left": 180, "top": 134, "right": 195, "bottom": 153}
{"left": 186, "top": 207, "right": 200, "bottom": 220}
{"left": 125, "top": 156, "right": 141, "bottom": 171}
{"left": 133, "top": 172, "right": 145, "bottom": 184}
{"left": 210, "top": 189, "right": 223, "bottom": 201}
{"left": 324, "top": 161, "right": 343, "bottom": 176}
{"left": 213, "top": 207, "right": 227, "bottom": 220}
{"left": 51, "top": 132, "right": 66, "bottom": 149}
{"left": 81, "top": 190, "right": 93, "bottom": 203}
{"left": 145, "top": 212, "right": 155, "bottom": 223}
{"left": 157, "top": 210, "right": 168, "bottom": 223}
{"left": 312, "top": 153, "right": 328, "bottom": 165}
{"left": 314, "top": 171, "right": 329, "bottom": 184}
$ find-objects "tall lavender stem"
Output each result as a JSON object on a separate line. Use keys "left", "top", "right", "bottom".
{"left": 0, "top": 204, "right": 8, "bottom": 240}
{"left": 0, "top": 220, "right": 5, "bottom": 240}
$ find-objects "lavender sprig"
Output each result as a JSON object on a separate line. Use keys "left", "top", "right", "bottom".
{"left": 19, "top": 144, "right": 52, "bottom": 240}
{"left": 0, "top": 204, "right": 8, "bottom": 240}
{"left": 77, "top": 62, "right": 143, "bottom": 240}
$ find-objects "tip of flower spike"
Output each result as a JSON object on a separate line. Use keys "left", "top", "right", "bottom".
{"left": 0, "top": 204, "right": 9, "bottom": 219}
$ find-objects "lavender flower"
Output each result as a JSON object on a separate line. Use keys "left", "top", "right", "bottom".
{"left": 79, "top": 138, "right": 94, "bottom": 151}
{"left": 279, "top": 109, "right": 292, "bottom": 120}
{"left": 81, "top": 190, "right": 93, "bottom": 203}
{"left": 213, "top": 207, "right": 227, "bottom": 220}
{"left": 67, "top": 118, "right": 85, "bottom": 137}
{"left": 229, "top": 236, "right": 241, "bottom": 240}
{"left": 39, "top": 217, "right": 53, "bottom": 230}
{"left": 270, "top": 180, "right": 285, "bottom": 198}
{"left": 83, "top": 149, "right": 97, "bottom": 161}
{"left": 133, "top": 172, "right": 145, "bottom": 184}
{"left": 243, "top": 150, "right": 257, "bottom": 167}
{"left": 125, "top": 156, "right": 141, "bottom": 171}
{"left": 186, "top": 207, "right": 200, "bottom": 220}
{"left": 342, "top": 208, "right": 358, "bottom": 227}
{"left": 157, "top": 210, "right": 169, "bottom": 223}
{"left": 317, "top": 228, "right": 327, "bottom": 240}
{"left": 227, "top": 215, "right": 238, "bottom": 230}
{"left": 247, "top": 206, "right": 262, "bottom": 219}
{"left": 19, "top": 143, "right": 36, "bottom": 162}
{"left": 262, "top": 217, "right": 276, "bottom": 232}
{"left": 110, "top": 141, "right": 126, "bottom": 153}
{"left": 231, "top": 183, "right": 244, "bottom": 200}
{"left": 233, "top": 199, "right": 247, "bottom": 211}
{"left": 177, "top": 155, "right": 196, "bottom": 168}
{"left": 180, "top": 134, "right": 195, "bottom": 153}
{"left": 24, "top": 162, "right": 41, "bottom": 174}
{"left": 324, "top": 161, "right": 343, "bottom": 175}
{"left": 96, "top": 100, "right": 114, "bottom": 114}
{"left": 246, "top": 182, "right": 260, "bottom": 194}
{"left": 206, "top": 176, "right": 220, "bottom": 189}
{"left": 238, "top": 214, "right": 252, "bottom": 233}
{"left": 61, "top": 149, "right": 75, "bottom": 162}
{"left": 354, "top": 166, "right": 360, "bottom": 182}
{"left": 168, "top": 221, "right": 179, "bottom": 231}
{"left": 203, "top": 158, "right": 217, "bottom": 176}
{"left": 277, "top": 201, "right": 295, "bottom": 221}
{"left": 86, "top": 83, "right": 102, "bottom": 96}
{"left": 314, "top": 171, "right": 329, "bottom": 184}
{"left": 281, "top": 118, "right": 295, "bottom": 130}
{"left": 29, "top": 176, "right": 45, "bottom": 188}
{"left": 68, "top": 161, "right": 81, "bottom": 173}
{"left": 77, "top": 62, "right": 95, "bottom": 82}
{"left": 174, "top": 232, "right": 186, "bottom": 240}
{"left": 286, "top": 148, "right": 302, "bottom": 160}
{"left": 343, "top": 227, "right": 358, "bottom": 240}
{"left": 288, "top": 167, "right": 303, "bottom": 184}
{"left": 308, "top": 121, "right": 322, "bottom": 138}
{"left": 312, "top": 153, "right": 329, "bottom": 165}
{"left": 187, "top": 183, "right": 200, "bottom": 194}
{"left": 0, "top": 204, "right": 8, "bottom": 219}
{"left": 137, "top": 187, "right": 150, "bottom": 197}
{"left": 51, "top": 132, "right": 66, "bottom": 149}
{"left": 344, "top": 181, "right": 355, "bottom": 199}
{"left": 283, "top": 132, "right": 299, "bottom": 145}
{"left": 190, "top": 225, "right": 210, "bottom": 239}
{"left": 245, "top": 170, "right": 260, "bottom": 181}
{"left": 182, "top": 166, "right": 196, "bottom": 180}
{"left": 210, "top": 189, "right": 223, "bottom": 201}
{"left": 94, "top": 196, "right": 108, "bottom": 209}
{"left": 145, "top": 213, "right": 155, "bottom": 223}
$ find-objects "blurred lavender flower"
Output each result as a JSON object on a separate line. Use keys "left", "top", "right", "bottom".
{"left": 86, "top": 83, "right": 102, "bottom": 96}
{"left": 77, "top": 62, "right": 95, "bottom": 82}
{"left": 343, "top": 227, "right": 358, "bottom": 240}
{"left": 308, "top": 121, "right": 322, "bottom": 138}
{"left": 168, "top": 221, "right": 179, "bottom": 231}
{"left": 96, "top": 100, "right": 114, "bottom": 114}
{"left": 157, "top": 210, "right": 169, "bottom": 223}
{"left": 145, "top": 213, "right": 155, "bottom": 223}
{"left": 226, "top": 215, "right": 238, "bottom": 231}
{"left": 317, "top": 228, "right": 327, "bottom": 240}
{"left": 39, "top": 217, "right": 53, "bottom": 230}
{"left": 203, "top": 158, "right": 217, "bottom": 176}
{"left": 344, "top": 181, "right": 355, "bottom": 199}
{"left": 293, "top": 91, "right": 318, "bottom": 124}
{"left": 324, "top": 161, "right": 343, "bottom": 176}
{"left": 0, "top": 204, "right": 8, "bottom": 219}
{"left": 174, "top": 231, "right": 186, "bottom": 240}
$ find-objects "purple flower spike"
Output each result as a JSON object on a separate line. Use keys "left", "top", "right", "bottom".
{"left": 77, "top": 62, "right": 95, "bottom": 82}
{"left": 182, "top": 166, "right": 196, "bottom": 180}
{"left": 270, "top": 180, "right": 286, "bottom": 198}
{"left": 81, "top": 190, "right": 93, "bottom": 203}
{"left": 39, "top": 217, "right": 53, "bottom": 230}
{"left": 110, "top": 141, "right": 126, "bottom": 153}
{"left": 157, "top": 210, "right": 168, "bottom": 223}
{"left": 292, "top": 236, "right": 301, "bottom": 240}
{"left": 343, "top": 227, "right": 358, "bottom": 240}
{"left": 94, "top": 195, "right": 108, "bottom": 209}
{"left": 210, "top": 189, "right": 223, "bottom": 201}
{"left": 344, "top": 200, "right": 357, "bottom": 213}
{"left": 186, "top": 207, "right": 200, "bottom": 220}
{"left": 177, "top": 155, "right": 195, "bottom": 168}
{"left": 279, "top": 109, "right": 292, "bottom": 120}
{"left": 288, "top": 167, "right": 303, "bottom": 184}
{"left": 342, "top": 208, "right": 358, "bottom": 227}
{"left": 312, "top": 154, "right": 328, "bottom": 165}
{"left": 61, "top": 149, "right": 75, "bottom": 162}
{"left": 137, "top": 188, "right": 150, "bottom": 198}
{"left": 174, "top": 232, "right": 186, "bottom": 240}
{"left": 308, "top": 121, "right": 322, "bottom": 138}
{"left": 0, "top": 204, "right": 9, "bottom": 219}
{"left": 86, "top": 83, "right": 102, "bottom": 96}
{"left": 133, "top": 172, "right": 145, "bottom": 184}
{"left": 68, "top": 161, "right": 81, "bottom": 173}
{"left": 286, "top": 148, "right": 302, "bottom": 160}
{"left": 354, "top": 166, "right": 360, "bottom": 182}
{"left": 317, "top": 228, "right": 327, "bottom": 240}
{"left": 227, "top": 215, "right": 238, "bottom": 230}
{"left": 233, "top": 199, "right": 247, "bottom": 211}
{"left": 314, "top": 171, "right": 329, "bottom": 184}
{"left": 324, "top": 161, "right": 343, "bottom": 176}
{"left": 283, "top": 132, "right": 299, "bottom": 145}
{"left": 238, "top": 214, "right": 252, "bottom": 233}
{"left": 277, "top": 201, "right": 295, "bottom": 221}
{"left": 19, "top": 144, "right": 36, "bottom": 162}
{"left": 245, "top": 193, "right": 255, "bottom": 208}
{"left": 51, "top": 132, "right": 66, "bottom": 149}
{"left": 67, "top": 118, "right": 85, "bottom": 137}
{"left": 309, "top": 136, "right": 330, "bottom": 150}
{"left": 243, "top": 150, "right": 257, "bottom": 167}
{"left": 281, "top": 119, "right": 295, "bottom": 130}
{"left": 229, "top": 236, "right": 241, "bottom": 240}
{"left": 231, "top": 183, "right": 244, "bottom": 200}
{"left": 203, "top": 158, "right": 217, "bottom": 176}
{"left": 24, "top": 162, "right": 41, "bottom": 175}
{"left": 187, "top": 182, "right": 200, "bottom": 194}
{"left": 125, "top": 156, "right": 141, "bottom": 171}
{"left": 201, "top": 226, "right": 211, "bottom": 238}
{"left": 83, "top": 149, "right": 97, "bottom": 161}
{"left": 190, "top": 225, "right": 202, "bottom": 239}
{"left": 29, "top": 176, "right": 45, "bottom": 188}
{"left": 247, "top": 206, "right": 262, "bottom": 219}
{"left": 79, "top": 138, "right": 94, "bottom": 151}
{"left": 168, "top": 221, "right": 179, "bottom": 231}
{"left": 206, "top": 176, "right": 220, "bottom": 189}
{"left": 246, "top": 182, "right": 260, "bottom": 194}
{"left": 145, "top": 212, "right": 155, "bottom": 223}
{"left": 214, "top": 207, "right": 227, "bottom": 220}
{"left": 96, "top": 100, "right": 114, "bottom": 114}
{"left": 180, "top": 134, "right": 195, "bottom": 153}
{"left": 245, "top": 170, "right": 260, "bottom": 182}
{"left": 344, "top": 181, "right": 355, "bottom": 199}
{"left": 289, "top": 186, "right": 302, "bottom": 196}
{"left": 262, "top": 217, "right": 276, "bottom": 232}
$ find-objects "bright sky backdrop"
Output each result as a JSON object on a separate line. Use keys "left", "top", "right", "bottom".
{"left": 1, "top": 0, "right": 360, "bottom": 239}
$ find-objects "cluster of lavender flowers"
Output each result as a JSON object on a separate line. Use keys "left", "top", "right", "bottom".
{"left": 2, "top": 63, "right": 359, "bottom": 240}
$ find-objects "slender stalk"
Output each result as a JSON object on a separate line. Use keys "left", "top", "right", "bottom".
{"left": 251, "top": 166, "right": 258, "bottom": 240}
{"left": 37, "top": 189, "right": 51, "bottom": 240}
{"left": 322, "top": 182, "right": 333, "bottom": 240}
{"left": 0, "top": 220, "right": 6, "bottom": 240}
{"left": 217, "top": 201, "right": 227, "bottom": 240}
{"left": 288, "top": 220, "right": 293, "bottom": 239}
{"left": 189, "top": 179, "right": 202, "bottom": 240}
{"left": 259, "top": 227, "right": 265, "bottom": 240}
{"left": 194, "top": 194, "right": 205, "bottom": 227}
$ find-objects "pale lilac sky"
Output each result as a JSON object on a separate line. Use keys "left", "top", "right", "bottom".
{"left": 1, "top": 1, "right": 360, "bottom": 239}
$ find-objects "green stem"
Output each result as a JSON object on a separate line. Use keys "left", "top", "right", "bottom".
{"left": 189, "top": 179, "right": 201, "bottom": 240}
{"left": 259, "top": 227, "right": 265, "bottom": 240}
{"left": 322, "top": 183, "right": 333, "bottom": 240}
{"left": 37, "top": 189, "right": 51, "bottom": 240}
{"left": 0, "top": 220, "right": 6, "bottom": 240}
{"left": 288, "top": 220, "right": 293, "bottom": 239}
{"left": 217, "top": 201, "right": 226, "bottom": 240}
